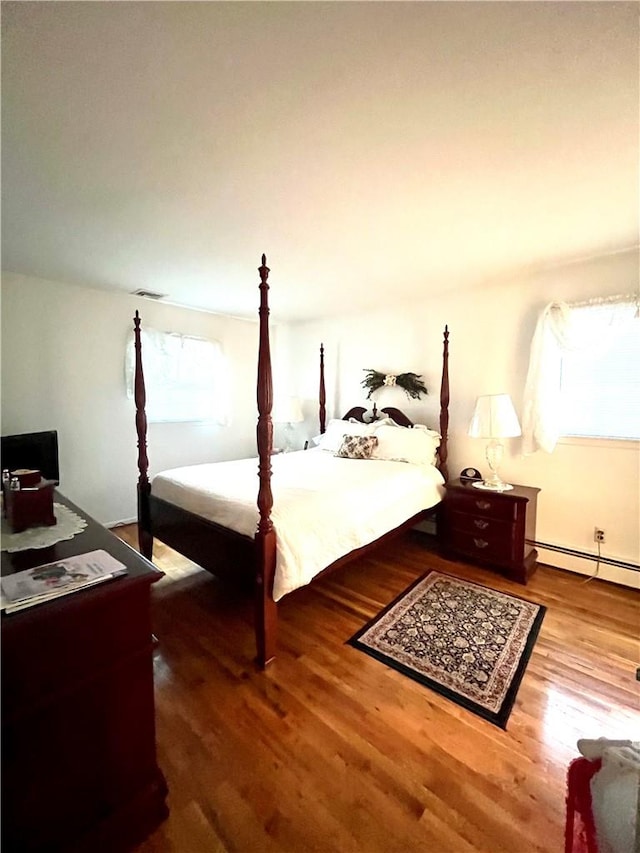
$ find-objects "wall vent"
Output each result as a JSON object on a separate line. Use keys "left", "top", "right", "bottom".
{"left": 131, "top": 289, "right": 167, "bottom": 300}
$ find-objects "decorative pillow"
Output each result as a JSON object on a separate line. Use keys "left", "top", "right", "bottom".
{"left": 372, "top": 425, "right": 440, "bottom": 465}
{"left": 316, "top": 419, "right": 376, "bottom": 452}
{"left": 335, "top": 434, "right": 379, "bottom": 460}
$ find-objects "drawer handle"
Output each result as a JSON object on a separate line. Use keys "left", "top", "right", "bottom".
{"left": 475, "top": 500, "right": 492, "bottom": 510}
{"left": 473, "top": 519, "right": 489, "bottom": 530}
{"left": 473, "top": 538, "right": 489, "bottom": 549}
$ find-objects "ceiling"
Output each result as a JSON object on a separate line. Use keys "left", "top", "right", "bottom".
{"left": 2, "top": 1, "right": 638, "bottom": 322}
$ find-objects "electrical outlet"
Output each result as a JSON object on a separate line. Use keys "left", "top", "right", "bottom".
{"left": 594, "top": 527, "right": 605, "bottom": 544}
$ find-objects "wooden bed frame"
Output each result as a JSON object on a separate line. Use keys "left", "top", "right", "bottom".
{"left": 133, "top": 254, "right": 450, "bottom": 667}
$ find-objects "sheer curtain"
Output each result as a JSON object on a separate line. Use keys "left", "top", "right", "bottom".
{"left": 521, "top": 295, "right": 638, "bottom": 454}
{"left": 125, "top": 327, "right": 229, "bottom": 424}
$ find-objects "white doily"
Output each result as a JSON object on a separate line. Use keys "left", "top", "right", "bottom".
{"left": 1, "top": 503, "right": 88, "bottom": 552}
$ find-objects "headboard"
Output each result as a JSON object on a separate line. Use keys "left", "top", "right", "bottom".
{"left": 342, "top": 404, "right": 414, "bottom": 428}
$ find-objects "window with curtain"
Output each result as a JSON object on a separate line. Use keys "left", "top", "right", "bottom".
{"left": 522, "top": 295, "right": 639, "bottom": 454}
{"left": 125, "top": 327, "right": 229, "bottom": 424}
{"left": 558, "top": 303, "right": 639, "bottom": 440}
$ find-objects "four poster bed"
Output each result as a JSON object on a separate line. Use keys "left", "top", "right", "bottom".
{"left": 133, "top": 255, "right": 450, "bottom": 667}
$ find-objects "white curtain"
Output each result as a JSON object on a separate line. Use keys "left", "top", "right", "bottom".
{"left": 521, "top": 296, "right": 638, "bottom": 455}
{"left": 125, "top": 327, "right": 229, "bottom": 424}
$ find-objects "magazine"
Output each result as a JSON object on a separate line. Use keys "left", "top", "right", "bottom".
{"left": 1, "top": 549, "right": 127, "bottom": 613}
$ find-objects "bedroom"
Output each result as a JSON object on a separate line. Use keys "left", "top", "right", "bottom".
{"left": 1, "top": 2, "right": 638, "bottom": 851}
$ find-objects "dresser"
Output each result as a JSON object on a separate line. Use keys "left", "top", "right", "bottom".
{"left": 1, "top": 492, "right": 168, "bottom": 852}
{"left": 440, "top": 479, "right": 540, "bottom": 583}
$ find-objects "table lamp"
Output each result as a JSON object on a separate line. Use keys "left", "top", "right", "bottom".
{"left": 468, "top": 394, "right": 522, "bottom": 491}
{"left": 273, "top": 396, "right": 304, "bottom": 452}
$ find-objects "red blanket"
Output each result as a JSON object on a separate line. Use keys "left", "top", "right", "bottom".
{"left": 565, "top": 757, "right": 602, "bottom": 853}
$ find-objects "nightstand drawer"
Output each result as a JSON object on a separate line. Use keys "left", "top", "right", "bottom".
{"left": 445, "top": 490, "right": 517, "bottom": 522}
{"left": 449, "top": 529, "right": 514, "bottom": 564}
{"left": 447, "top": 510, "right": 512, "bottom": 539}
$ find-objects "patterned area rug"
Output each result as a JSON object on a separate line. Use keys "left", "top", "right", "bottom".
{"left": 348, "top": 570, "right": 545, "bottom": 728}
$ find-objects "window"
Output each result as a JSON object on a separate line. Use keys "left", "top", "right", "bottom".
{"left": 522, "top": 296, "right": 638, "bottom": 454}
{"left": 125, "top": 327, "right": 229, "bottom": 424}
{"left": 559, "top": 303, "right": 639, "bottom": 440}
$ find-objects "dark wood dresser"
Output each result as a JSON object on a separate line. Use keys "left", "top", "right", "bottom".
{"left": 440, "top": 478, "right": 540, "bottom": 583}
{"left": 1, "top": 492, "right": 168, "bottom": 852}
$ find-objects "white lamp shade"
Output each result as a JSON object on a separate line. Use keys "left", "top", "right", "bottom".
{"left": 468, "top": 394, "right": 522, "bottom": 439}
{"left": 272, "top": 395, "right": 304, "bottom": 424}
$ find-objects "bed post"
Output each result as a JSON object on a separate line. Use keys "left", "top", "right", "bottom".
{"left": 133, "top": 311, "right": 153, "bottom": 560}
{"left": 255, "top": 254, "right": 278, "bottom": 668}
{"left": 319, "top": 343, "right": 326, "bottom": 434}
{"left": 438, "top": 325, "right": 450, "bottom": 482}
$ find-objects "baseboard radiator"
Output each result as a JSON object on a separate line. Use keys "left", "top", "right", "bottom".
{"left": 534, "top": 540, "right": 640, "bottom": 574}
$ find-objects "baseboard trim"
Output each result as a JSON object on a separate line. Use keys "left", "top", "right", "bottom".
{"left": 107, "top": 517, "right": 137, "bottom": 529}
{"left": 534, "top": 539, "right": 640, "bottom": 573}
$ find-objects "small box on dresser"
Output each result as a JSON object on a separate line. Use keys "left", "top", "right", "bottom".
{"left": 440, "top": 478, "right": 540, "bottom": 583}
{"left": 4, "top": 477, "right": 56, "bottom": 533}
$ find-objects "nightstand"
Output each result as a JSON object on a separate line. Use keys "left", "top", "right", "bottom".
{"left": 440, "top": 479, "right": 540, "bottom": 583}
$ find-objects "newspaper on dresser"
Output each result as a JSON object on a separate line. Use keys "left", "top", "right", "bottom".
{"left": 1, "top": 549, "right": 127, "bottom": 613}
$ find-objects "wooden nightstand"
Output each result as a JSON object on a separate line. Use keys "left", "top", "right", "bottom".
{"left": 440, "top": 478, "right": 540, "bottom": 583}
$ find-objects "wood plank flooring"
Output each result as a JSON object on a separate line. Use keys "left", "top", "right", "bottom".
{"left": 112, "top": 525, "right": 640, "bottom": 853}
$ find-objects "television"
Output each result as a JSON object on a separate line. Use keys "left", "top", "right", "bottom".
{"left": 1, "top": 430, "right": 60, "bottom": 484}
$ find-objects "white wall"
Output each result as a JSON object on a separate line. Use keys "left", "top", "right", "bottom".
{"left": 2, "top": 254, "right": 638, "bottom": 589}
{"left": 1, "top": 273, "right": 262, "bottom": 524}
{"left": 286, "top": 248, "right": 640, "bottom": 589}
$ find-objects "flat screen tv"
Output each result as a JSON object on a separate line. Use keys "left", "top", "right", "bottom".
{"left": 1, "top": 430, "right": 60, "bottom": 484}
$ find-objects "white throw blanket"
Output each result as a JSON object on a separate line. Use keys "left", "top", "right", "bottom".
{"left": 152, "top": 448, "right": 445, "bottom": 600}
{"left": 577, "top": 738, "right": 640, "bottom": 853}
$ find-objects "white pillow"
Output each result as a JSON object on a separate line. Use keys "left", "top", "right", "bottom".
{"left": 412, "top": 423, "right": 441, "bottom": 436}
{"left": 370, "top": 418, "right": 438, "bottom": 433}
{"left": 316, "top": 418, "right": 377, "bottom": 452}
{"left": 372, "top": 425, "right": 441, "bottom": 466}
{"left": 371, "top": 416, "right": 400, "bottom": 427}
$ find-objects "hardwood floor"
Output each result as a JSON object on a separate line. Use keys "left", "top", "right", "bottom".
{"left": 112, "top": 525, "right": 639, "bottom": 853}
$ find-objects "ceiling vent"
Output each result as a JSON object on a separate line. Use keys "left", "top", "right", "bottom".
{"left": 131, "top": 288, "right": 167, "bottom": 300}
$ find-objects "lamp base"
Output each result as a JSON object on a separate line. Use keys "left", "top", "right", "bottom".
{"left": 282, "top": 422, "right": 295, "bottom": 453}
{"left": 474, "top": 440, "right": 515, "bottom": 491}
{"left": 472, "top": 480, "right": 514, "bottom": 492}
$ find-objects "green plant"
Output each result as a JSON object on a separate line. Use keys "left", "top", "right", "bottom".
{"left": 361, "top": 369, "right": 428, "bottom": 400}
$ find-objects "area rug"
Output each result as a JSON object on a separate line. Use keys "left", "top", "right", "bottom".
{"left": 347, "top": 570, "right": 546, "bottom": 728}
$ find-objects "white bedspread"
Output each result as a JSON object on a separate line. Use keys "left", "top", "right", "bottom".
{"left": 151, "top": 448, "right": 445, "bottom": 601}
